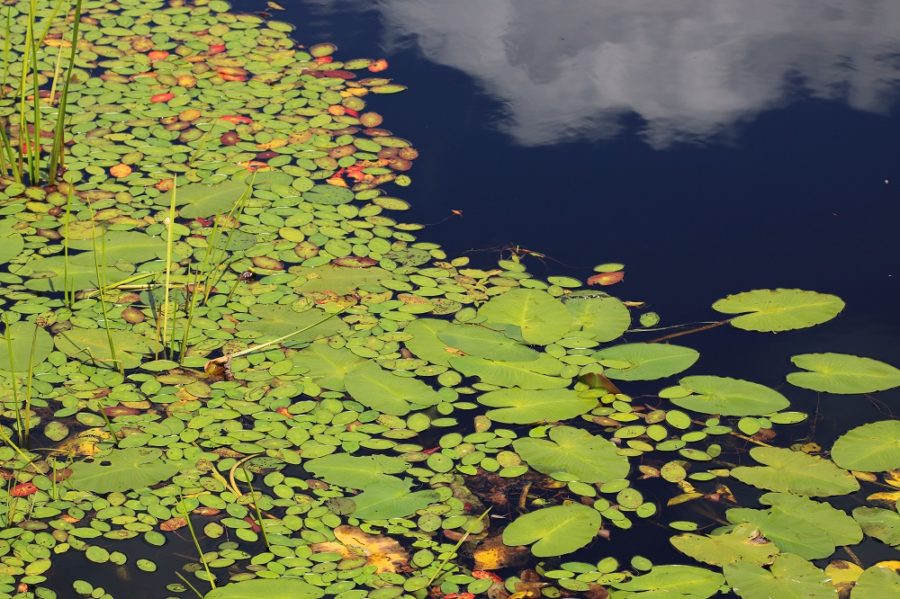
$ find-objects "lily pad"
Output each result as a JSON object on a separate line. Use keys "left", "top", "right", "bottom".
{"left": 68, "top": 231, "right": 166, "bottom": 262}
{"left": 671, "top": 523, "right": 779, "bottom": 567}
{"left": 730, "top": 447, "right": 859, "bottom": 497}
{"left": 593, "top": 343, "right": 699, "bottom": 381}
{"left": 786, "top": 353, "right": 900, "bottom": 394}
{"left": 350, "top": 477, "right": 441, "bottom": 520}
{"left": 449, "top": 354, "right": 570, "bottom": 390}
{"left": 290, "top": 344, "right": 364, "bottom": 391}
{"left": 344, "top": 362, "right": 442, "bottom": 416}
{"left": 438, "top": 323, "right": 540, "bottom": 361}
{"left": 479, "top": 288, "right": 573, "bottom": 345}
{"left": 831, "top": 420, "right": 900, "bottom": 472}
{"left": 303, "top": 184, "right": 354, "bottom": 205}
{"left": 173, "top": 178, "right": 251, "bottom": 218}
{"left": 712, "top": 289, "right": 844, "bottom": 332}
{"left": 296, "top": 264, "right": 390, "bottom": 293}
{"left": 513, "top": 426, "right": 630, "bottom": 483}
{"left": 25, "top": 253, "right": 134, "bottom": 292}
{"left": 54, "top": 327, "right": 159, "bottom": 370}
{"left": 503, "top": 504, "right": 601, "bottom": 557}
{"left": 304, "top": 454, "right": 409, "bottom": 488}
{"left": 241, "top": 305, "right": 345, "bottom": 344}
{"left": 725, "top": 554, "right": 837, "bottom": 599}
{"left": 610, "top": 565, "right": 724, "bottom": 599}
{"left": 726, "top": 493, "right": 862, "bottom": 559}
{"left": 68, "top": 448, "right": 185, "bottom": 493}
{"left": 477, "top": 388, "right": 598, "bottom": 424}
{"left": 666, "top": 376, "right": 790, "bottom": 416}
{"left": 205, "top": 578, "right": 325, "bottom": 599}
{"left": 852, "top": 507, "right": 900, "bottom": 547}
{"left": 565, "top": 293, "right": 631, "bottom": 342}
{"left": 851, "top": 565, "right": 900, "bottom": 599}
{"left": 0, "top": 321, "right": 53, "bottom": 372}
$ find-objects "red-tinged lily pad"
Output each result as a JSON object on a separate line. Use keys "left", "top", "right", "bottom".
{"left": 11, "top": 483, "right": 38, "bottom": 497}
{"left": 332, "top": 256, "right": 378, "bottom": 268}
{"left": 588, "top": 271, "right": 624, "bottom": 286}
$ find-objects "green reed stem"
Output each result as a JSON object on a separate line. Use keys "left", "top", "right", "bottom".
{"left": 242, "top": 467, "right": 270, "bottom": 550}
{"left": 49, "top": 0, "right": 83, "bottom": 182}
{"left": 161, "top": 177, "right": 177, "bottom": 356}
{"left": 426, "top": 507, "right": 491, "bottom": 586}
{"left": 174, "top": 571, "right": 204, "bottom": 599}
{"left": 3, "top": 316, "right": 23, "bottom": 445}
{"left": 179, "top": 497, "right": 216, "bottom": 590}
{"left": 62, "top": 185, "right": 73, "bottom": 306}
{"left": 88, "top": 201, "right": 122, "bottom": 375}
{"left": 22, "top": 323, "right": 39, "bottom": 447}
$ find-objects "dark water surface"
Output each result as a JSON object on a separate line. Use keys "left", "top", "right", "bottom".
{"left": 237, "top": 0, "right": 900, "bottom": 436}
{"left": 53, "top": 1, "right": 900, "bottom": 596}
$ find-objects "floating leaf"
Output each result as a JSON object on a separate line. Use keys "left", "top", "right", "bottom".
{"left": 344, "top": 362, "right": 442, "bottom": 416}
{"left": 479, "top": 289, "right": 573, "bottom": 345}
{"left": 671, "top": 523, "right": 779, "bottom": 567}
{"left": 438, "top": 323, "right": 540, "bottom": 361}
{"left": 786, "top": 353, "right": 900, "bottom": 394}
{"left": 175, "top": 178, "right": 251, "bottom": 218}
{"left": 713, "top": 289, "right": 844, "bottom": 332}
{"left": 25, "top": 253, "right": 134, "bottom": 292}
{"left": 666, "top": 376, "right": 789, "bottom": 416}
{"left": 205, "top": 577, "right": 324, "bottom": 599}
{"left": 730, "top": 447, "right": 859, "bottom": 497}
{"left": 450, "top": 354, "right": 570, "bottom": 390}
{"left": 303, "top": 184, "right": 354, "bottom": 205}
{"left": 0, "top": 321, "right": 53, "bottom": 372}
{"left": 565, "top": 293, "right": 631, "bottom": 342}
{"left": 503, "top": 504, "right": 601, "bottom": 557}
{"left": 478, "top": 388, "right": 597, "bottom": 424}
{"left": 724, "top": 553, "right": 837, "bottom": 599}
{"left": 404, "top": 318, "right": 453, "bottom": 365}
{"left": 593, "top": 343, "right": 699, "bottom": 381}
{"left": 350, "top": 477, "right": 440, "bottom": 520}
{"left": 290, "top": 344, "right": 364, "bottom": 391}
{"left": 851, "top": 565, "right": 900, "bottom": 599}
{"left": 54, "top": 327, "right": 160, "bottom": 370}
{"left": 241, "top": 305, "right": 345, "bottom": 344}
{"left": 831, "top": 421, "right": 900, "bottom": 472}
{"left": 68, "top": 231, "right": 166, "bottom": 262}
{"left": 727, "top": 493, "right": 862, "bottom": 559}
{"left": 296, "top": 264, "right": 390, "bottom": 293}
{"left": 513, "top": 426, "right": 629, "bottom": 483}
{"left": 311, "top": 525, "right": 408, "bottom": 573}
{"left": 0, "top": 229, "right": 24, "bottom": 265}
{"left": 853, "top": 507, "right": 900, "bottom": 547}
{"left": 304, "top": 454, "right": 408, "bottom": 489}
{"left": 67, "top": 448, "right": 185, "bottom": 493}
{"left": 610, "top": 565, "right": 724, "bottom": 599}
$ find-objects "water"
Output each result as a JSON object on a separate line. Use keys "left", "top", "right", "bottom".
{"left": 240, "top": 0, "right": 900, "bottom": 438}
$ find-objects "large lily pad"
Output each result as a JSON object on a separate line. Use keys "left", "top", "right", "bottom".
{"left": 666, "top": 376, "right": 789, "bottom": 416}
{"left": 593, "top": 343, "right": 699, "bottom": 381}
{"left": 54, "top": 327, "right": 160, "bottom": 370}
{"left": 303, "top": 184, "right": 354, "bottom": 205}
{"left": 853, "top": 507, "right": 900, "bottom": 547}
{"left": 24, "top": 253, "right": 134, "bottom": 292}
{"left": 0, "top": 321, "right": 53, "bottom": 373}
{"left": 350, "top": 477, "right": 441, "bottom": 520}
{"left": 726, "top": 493, "right": 862, "bottom": 559}
{"left": 403, "top": 318, "right": 453, "bottom": 365}
{"left": 565, "top": 293, "right": 631, "bottom": 343}
{"left": 438, "top": 323, "right": 540, "bottom": 361}
{"left": 670, "top": 523, "right": 779, "bottom": 567}
{"left": 725, "top": 554, "right": 837, "bottom": 599}
{"left": 609, "top": 565, "right": 724, "bottom": 599}
{"left": 831, "top": 420, "right": 900, "bottom": 472}
{"left": 205, "top": 578, "right": 325, "bottom": 599}
{"left": 502, "top": 504, "right": 601, "bottom": 557}
{"left": 713, "top": 289, "right": 844, "bottom": 332}
{"left": 296, "top": 264, "right": 390, "bottom": 293}
{"left": 513, "top": 426, "right": 629, "bottom": 483}
{"left": 344, "top": 362, "right": 443, "bottom": 416}
{"left": 449, "top": 354, "right": 570, "bottom": 390}
{"left": 479, "top": 289, "right": 573, "bottom": 345}
{"left": 68, "top": 231, "right": 166, "bottom": 262}
{"left": 304, "top": 454, "right": 409, "bottom": 489}
{"left": 730, "top": 447, "right": 859, "bottom": 497}
{"left": 290, "top": 344, "right": 364, "bottom": 391}
{"left": 786, "top": 353, "right": 900, "bottom": 394}
{"left": 477, "top": 388, "right": 598, "bottom": 424}
{"left": 67, "top": 448, "right": 185, "bottom": 493}
{"left": 172, "top": 178, "right": 251, "bottom": 218}
{"left": 241, "top": 305, "right": 346, "bottom": 343}
{"left": 851, "top": 565, "right": 900, "bottom": 599}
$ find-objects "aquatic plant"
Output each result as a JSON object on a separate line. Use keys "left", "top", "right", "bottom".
{"left": 0, "top": 0, "right": 895, "bottom": 598}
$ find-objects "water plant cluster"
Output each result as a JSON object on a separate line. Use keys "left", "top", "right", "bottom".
{"left": 0, "top": 0, "right": 897, "bottom": 597}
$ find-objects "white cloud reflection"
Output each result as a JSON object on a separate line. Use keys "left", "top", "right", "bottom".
{"left": 332, "top": 0, "right": 900, "bottom": 147}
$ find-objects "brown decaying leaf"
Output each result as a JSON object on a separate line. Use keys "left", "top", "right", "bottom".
{"left": 311, "top": 525, "right": 408, "bottom": 573}
{"left": 160, "top": 517, "right": 188, "bottom": 531}
{"left": 473, "top": 535, "right": 529, "bottom": 571}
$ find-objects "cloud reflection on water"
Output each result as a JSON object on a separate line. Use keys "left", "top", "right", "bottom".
{"left": 316, "top": 0, "right": 900, "bottom": 147}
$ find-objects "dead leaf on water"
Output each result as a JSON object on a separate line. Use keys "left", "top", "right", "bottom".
{"left": 311, "top": 525, "right": 408, "bottom": 573}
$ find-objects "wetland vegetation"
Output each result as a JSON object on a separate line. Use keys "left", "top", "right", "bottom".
{"left": 0, "top": 0, "right": 897, "bottom": 597}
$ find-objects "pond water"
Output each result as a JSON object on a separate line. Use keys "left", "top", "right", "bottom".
{"left": 248, "top": 0, "right": 900, "bottom": 437}
{"left": 0, "top": 0, "right": 897, "bottom": 598}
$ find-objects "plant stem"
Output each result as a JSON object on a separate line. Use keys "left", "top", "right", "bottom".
{"left": 646, "top": 318, "right": 732, "bottom": 344}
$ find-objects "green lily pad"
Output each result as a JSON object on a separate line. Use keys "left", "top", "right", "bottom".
{"left": 851, "top": 565, "right": 900, "bottom": 599}
{"left": 172, "top": 178, "right": 252, "bottom": 218}
{"left": 786, "top": 353, "right": 900, "bottom": 394}
{"left": 68, "top": 231, "right": 166, "bottom": 262}
{"left": 67, "top": 448, "right": 185, "bottom": 493}
{"left": 670, "top": 523, "right": 779, "bottom": 567}
{"left": 713, "top": 289, "right": 844, "bottom": 332}
{"left": 449, "top": 354, "right": 570, "bottom": 390}
{"left": 290, "top": 344, "right": 364, "bottom": 391}
{"left": 609, "top": 565, "right": 724, "bottom": 599}
{"left": 666, "top": 376, "right": 790, "bottom": 416}
{"left": 513, "top": 426, "right": 629, "bottom": 483}
{"left": 54, "top": 327, "right": 160, "bottom": 370}
{"left": 503, "top": 504, "right": 601, "bottom": 557}
{"left": 344, "top": 362, "right": 442, "bottom": 416}
{"left": 724, "top": 554, "right": 837, "bottom": 599}
{"left": 0, "top": 230, "right": 24, "bottom": 265}
{"left": 25, "top": 253, "right": 134, "bottom": 292}
{"left": 350, "top": 476, "right": 441, "bottom": 520}
{"left": 831, "top": 421, "right": 900, "bottom": 472}
{"left": 205, "top": 577, "right": 325, "bottom": 599}
{"left": 593, "top": 343, "right": 699, "bottom": 381}
{"left": 296, "top": 264, "right": 390, "bottom": 293}
{"left": 852, "top": 507, "right": 900, "bottom": 547}
{"left": 479, "top": 288, "right": 573, "bottom": 345}
{"left": 730, "top": 447, "right": 859, "bottom": 497}
{"left": 565, "top": 293, "right": 631, "bottom": 343}
{"left": 438, "top": 323, "right": 540, "bottom": 361}
{"left": 478, "top": 388, "right": 598, "bottom": 424}
{"left": 303, "top": 184, "right": 354, "bottom": 205}
{"left": 404, "top": 318, "right": 453, "bottom": 365}
{"left": 304, "top": 453, "right": 409, "bottom": 488}
{"left": 0, "top": 321, "right": 53, "bottom": 372}
{"left": 241, "top": 305, "right": 345, "bottom": 344}
{"left": 726, "top": 493, "right": 862, "bottom": 559}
